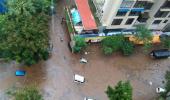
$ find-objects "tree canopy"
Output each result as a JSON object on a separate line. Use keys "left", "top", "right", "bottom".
{"left": 7, "top": 85, "right": 43, "bottom": 100}
{"left": 135, "top": 25, "right": 153, "bottom": 52}
{"left": 0, "top": 0, "right": 51, "bottom": 65}
{"left": 106, "top": 81, "right": 133, "bottom": 100}
{"left": 101, "top": 35, "right": 134, "bottom": 56}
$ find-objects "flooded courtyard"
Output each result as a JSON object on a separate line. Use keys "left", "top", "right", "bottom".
{"left": 0, "top": 0, "right": 170, "bottom": 100}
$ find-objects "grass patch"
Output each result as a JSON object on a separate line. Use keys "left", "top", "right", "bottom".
{"left": 64, "top": 8, "right": 74, "bottom": 33}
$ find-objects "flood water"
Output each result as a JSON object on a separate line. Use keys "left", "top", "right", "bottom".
{"left": 0, "top": 0, "right": 170, "bottom": 100}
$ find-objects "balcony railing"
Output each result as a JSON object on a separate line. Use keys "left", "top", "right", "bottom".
{"left": 120, "top": 1, "right": 134, "bottom": 8}
{"left": 160, "top": 1, "right": 170, "bottom": 11}
{"left": 133, "top": 1, "right": 153, "bottom": 10}
{"left": 161, "top": 1, "right": 170, "bottom": 9}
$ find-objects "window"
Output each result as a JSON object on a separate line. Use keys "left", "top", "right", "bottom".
{"left": 129, "top": 11, "right": 140, "bottom": 16}
{"left": 161, "top": 1, "right": 170, "bottom": 8}
{"left": 154, "top": 11, "right": 169, "bottom": 18}
{"left": 120, "top": 1, "right": 134, "bottom": 8}
{"left": 163, "top": 20, "right": 168, "bottom": 23}
{"left": 134, "top": 1, "right": 153, "bottom": 9}
{"left": 125, "top": 18, "right": 134, "bottom": 25}
{"left": 152, "top": 20, "right": 162, "bottom": 24}
{"left": 145, "top": 2, "right": 153, "bottom": 10}
{"left": 111, "top": 19, "right": 123, "bottom": 25}
{"left": 134, "top": 1, "right": 146, "bottom": 8}
{"left": 116, "top": 11, "right": 127, "bottom": 16}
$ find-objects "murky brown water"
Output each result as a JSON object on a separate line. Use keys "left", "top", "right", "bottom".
{"left": 0, "top": 0, "right": 170, "bottom": 100}
{"left": 72, "top": 45, "right": 170, "bottom": 100}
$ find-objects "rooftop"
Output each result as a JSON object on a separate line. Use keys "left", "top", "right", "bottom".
{"left": 75, "top": 0, "right": 97, "bottom": 30}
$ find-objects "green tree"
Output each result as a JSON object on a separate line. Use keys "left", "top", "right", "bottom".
{"left": 106, "top": 81, "right": 133, "bottom": 100}
{"left": 101, "top": 35, "right": 124, "bottom": 55}
{"left": 0, "top": 0, "right": 50, "bottom": 65}
{"left": 135, "top": 25, "right": 153, "bottom": 51}
{"left": 7, "top": 0, "right": 50, "bottom": 16}
{"left": 101, "top": 35, "right": 134, "bottom": 56}
{"left": 73, "top": 36, "right": 87, "bottom": 53}
{"left": 8, "top": 85, "right": 43, "bottom": 100}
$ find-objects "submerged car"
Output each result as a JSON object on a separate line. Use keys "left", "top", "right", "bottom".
{"left": 74, "top": 74, "right": 85, "bottom": 83}
{"left": 150, "top": 49, "right": 170, "bottom": 59}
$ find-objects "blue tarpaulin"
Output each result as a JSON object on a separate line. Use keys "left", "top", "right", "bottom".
{"left": 71, "top": 9, "right": 81, "bottom": 25}
{"left": 0, "top": 0, "right": 6, "bottom": 13}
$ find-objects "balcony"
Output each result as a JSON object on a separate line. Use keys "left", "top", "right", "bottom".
{"left": 160, "top": 1, "right": 170, "bottom": 11}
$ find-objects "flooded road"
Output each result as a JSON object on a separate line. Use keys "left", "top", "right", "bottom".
{"left": 0, "top": 0, "right": 170, "bottom": 100}
{"left": 72, "top": 45, "right": 170, "bottom": 100}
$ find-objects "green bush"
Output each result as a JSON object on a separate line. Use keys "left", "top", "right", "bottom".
{"left": 73, "top": 36, "right": 87, "bottom": 53}
{"left": 106, "top": 81, "right": 133, "bottom": 100}
{"left": 103, "top": 47, "right": 113, "bottom": 55}
{"left": 101, "top": 35, "right": 134, "bottom": 56}
{"left": 121, "top": 41, "right": 134, "bottom": 56}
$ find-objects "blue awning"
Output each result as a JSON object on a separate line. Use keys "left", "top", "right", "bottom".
{"left": 118, "top": 8, "right": 130, "bottom": 12}
{"left": 131, "top": 8, "right": 144, "bottom": 12}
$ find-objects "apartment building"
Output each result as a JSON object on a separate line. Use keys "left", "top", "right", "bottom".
{"left": 92, "top": 0, "right": 170, "bottom": 31}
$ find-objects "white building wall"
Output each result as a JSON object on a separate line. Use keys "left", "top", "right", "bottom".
{"left": 92, "top": 0, "right": 170, "bottom": 31}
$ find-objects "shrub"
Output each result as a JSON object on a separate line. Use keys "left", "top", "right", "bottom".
{"left": 121, "top": 41, "right": 134, "bottom": 56}
{"left": 101, "top": 35, "right": 134, "bottom": 56}
{"left": 103, "top": 46, "right": 113, "bottom": 55}
{"left": 73, "top": 36, "right": 87, "bottom": 53}
{"left": 106, "top": 81, "right": 132, "bottom": 100}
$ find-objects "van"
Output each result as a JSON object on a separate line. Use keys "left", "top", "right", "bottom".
{"left": 150, "top": 49, "right": 170, "bottom": 59}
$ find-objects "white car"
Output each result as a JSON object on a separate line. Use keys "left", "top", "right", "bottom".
{"left": 156, "top": 87, "right": 166, "bottom": 93}
{"left": 74, "top": 74, "right": 85, "bottom": 83}
{"left": 84, "top": 97, "right": 95, "bottom": 100}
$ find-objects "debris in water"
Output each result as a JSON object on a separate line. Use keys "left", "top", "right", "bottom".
{"left": 80, "top": 58, "right": 88, "bottom": 63}
{"left": 149, "top": 81, "right": 152, "bottom": 86}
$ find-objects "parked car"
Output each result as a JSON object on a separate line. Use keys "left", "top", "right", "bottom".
{"left": 84, "top": 97, "right": 95, "bottom": 100}
{"left": 15, "top": 70, "right": 26, "bottom": 76}
{"left": 150, "top": 49, "right": 170, "bottom": 59}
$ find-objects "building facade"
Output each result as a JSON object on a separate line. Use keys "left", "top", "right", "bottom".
{"left": 92, "top": 0, "right": 170, "bottom": 31}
